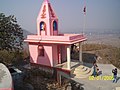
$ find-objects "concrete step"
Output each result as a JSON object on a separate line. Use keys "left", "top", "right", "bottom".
{"left": 75, "top": 66, "right": 88, "bottom": 71}
{"left": 74, "top": 65, "right": 85, "bottom": 69}
{"left": 71, "top": 72, "right": 92, "bottom": 78}
{"left": 73, "top": 70, "right": 91, "bottom": 75}
{"left": 74, "top": 69, "right": 91, "bottom": 75}
{"left": 71, "top": 65, "right": 93, "bottom": 79}
{"left": 74, "top": 71, "right": 93, "bottom": 78}
{"left": 74, "top": 66, "right": 91, "bottom": 74}
{"left": 75, "top": 69, "right": 92, "bottom": 76}
{"left": 74, "top": 69, "right": 92, "bottom": 76}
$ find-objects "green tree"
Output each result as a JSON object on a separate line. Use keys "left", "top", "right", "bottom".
{"left": 0, "top": 13, "right": 23, "bottom": 51}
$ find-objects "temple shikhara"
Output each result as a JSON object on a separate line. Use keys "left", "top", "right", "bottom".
{"left": 25, "top": 0, "right": 91, "bottom": 79}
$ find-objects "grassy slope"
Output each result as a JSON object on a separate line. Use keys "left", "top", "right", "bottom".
{"left": 72, "top": 44, "right": 120, "bottom": 69}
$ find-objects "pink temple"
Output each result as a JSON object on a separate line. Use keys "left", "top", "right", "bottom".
{"left": 24, "top": 0, "right": 87, "bottom": 70}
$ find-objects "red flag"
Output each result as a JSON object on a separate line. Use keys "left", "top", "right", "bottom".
{"left": 83, "top": 6, "right": 86, "bottom": 15}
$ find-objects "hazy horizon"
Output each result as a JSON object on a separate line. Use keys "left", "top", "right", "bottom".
{"left": 1, "top": 0, "right": 120, "bottom": 34}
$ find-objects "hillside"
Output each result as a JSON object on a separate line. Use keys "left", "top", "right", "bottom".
{"left": 72, "top": 43, "right": 120, "bottom": 69}
{"left": 23, "top": 29, "right": 33, "bottom": 38}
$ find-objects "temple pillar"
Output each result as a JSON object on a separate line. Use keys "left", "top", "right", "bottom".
{"left": 58, "top": 46, "right": 61, "bottom": 64}
{"left": 67, "top": 45, "right": 71, "bottom": 70}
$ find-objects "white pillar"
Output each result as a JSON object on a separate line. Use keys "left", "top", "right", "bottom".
{"left": 67, "top": 45, "right": 71, "bottom": 70}
{"left": 79, "top": 42, "right": 83, "bottom": 63}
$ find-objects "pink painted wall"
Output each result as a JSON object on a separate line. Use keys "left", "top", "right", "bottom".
{"left": 52, "top": 44, "right": 58, "bottom": 66}
{"left": 29, "top": 44, "right": 38, "bottom": 63}
{"left": 61, "top": 45, "right": 67, "bottom": 63}
{"left": 57, "top": 45, "right": 60, "bottom": 64}
{"left": 55, "top": 45, "right": 67, "bottom": 64}
{"left": 37, "top": 45, "right": 53, "bottom": 66}
{"left": 29, "top": 43, "right": 54, "bottom": 66}
{"left": 41, "top": 31, "right": 46, "bottom": 36}
{"left": 29, "top": 43, "right": 68, "bottom": 67}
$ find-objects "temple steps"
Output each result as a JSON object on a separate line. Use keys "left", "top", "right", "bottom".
{"left": 71, "top": 65, "right": 93, "bottom": 78}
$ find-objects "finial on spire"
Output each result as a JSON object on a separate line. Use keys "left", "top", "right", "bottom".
{"left": 44, "top": 0, "right": 49, "bottom": 3}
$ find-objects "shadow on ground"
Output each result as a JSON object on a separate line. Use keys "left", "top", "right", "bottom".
{"left": 117, "top": 77, "right": 120, "bottom": 83}
{"left": 82, "top": 53, "right": 97, "bottom": 64}
{"left": 72, "top": 52, "right": 98, "bottom": 68}
{"left": 82, "top": 53, "right": 98, "bottom": 68}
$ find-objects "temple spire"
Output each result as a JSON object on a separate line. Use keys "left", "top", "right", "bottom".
{"left": 37, "top": 0, "right": 58, "bottom": 36}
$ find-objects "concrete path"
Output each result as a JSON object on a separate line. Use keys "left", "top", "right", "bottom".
{"left": 71, "top": 64, "right": 120, "bottom": 90}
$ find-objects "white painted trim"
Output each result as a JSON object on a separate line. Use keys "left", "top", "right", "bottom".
{"left": 67, "top": 45, "right": 71, "bottom": 70}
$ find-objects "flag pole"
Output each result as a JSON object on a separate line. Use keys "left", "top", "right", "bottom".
{"left": 79, "top": 0, "right": 86, "bottom": 63}
{"left": 83, "top": 0, "right": 86, "bottom": 35}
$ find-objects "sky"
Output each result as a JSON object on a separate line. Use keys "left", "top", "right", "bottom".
{"left": 0, "top": 0, "right": 120, "bottom": 34}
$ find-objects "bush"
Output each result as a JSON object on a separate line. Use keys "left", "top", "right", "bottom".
{"left": 0, "top": 50, "right": 14, "bottom": 65}
{"left": 0, "top": 50, "right": 24, "bottom": 65}
{"left": 82, "top": 43, "right": 108, "bottom": 51}
{"left": 109, "top": 48, "right": 120, "bottom": 69}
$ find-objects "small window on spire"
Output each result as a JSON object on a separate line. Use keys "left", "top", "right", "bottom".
{"left": 53, "top": 21, "right": 57, "bottom": 31}
{"left": 40, "top": 21, "right": 46, "bottom": 31}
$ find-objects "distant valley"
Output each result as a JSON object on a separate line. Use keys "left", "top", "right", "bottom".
{"left": 23, "top": 29, "right": 120, "bottom": 48}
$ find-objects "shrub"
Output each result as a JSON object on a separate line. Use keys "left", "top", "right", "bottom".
{"left": 0, "top": 50, "right": 24, "bottom": 65}
{"left": 82, "top": 43, "right": 108, "bottom": 51}
{"left": 0, "top": 50, "right": 14, "bottom": 65}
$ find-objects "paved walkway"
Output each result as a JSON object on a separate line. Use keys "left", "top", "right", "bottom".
{"left": 71, "top": 64, "right": 120, "bottom": 90}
